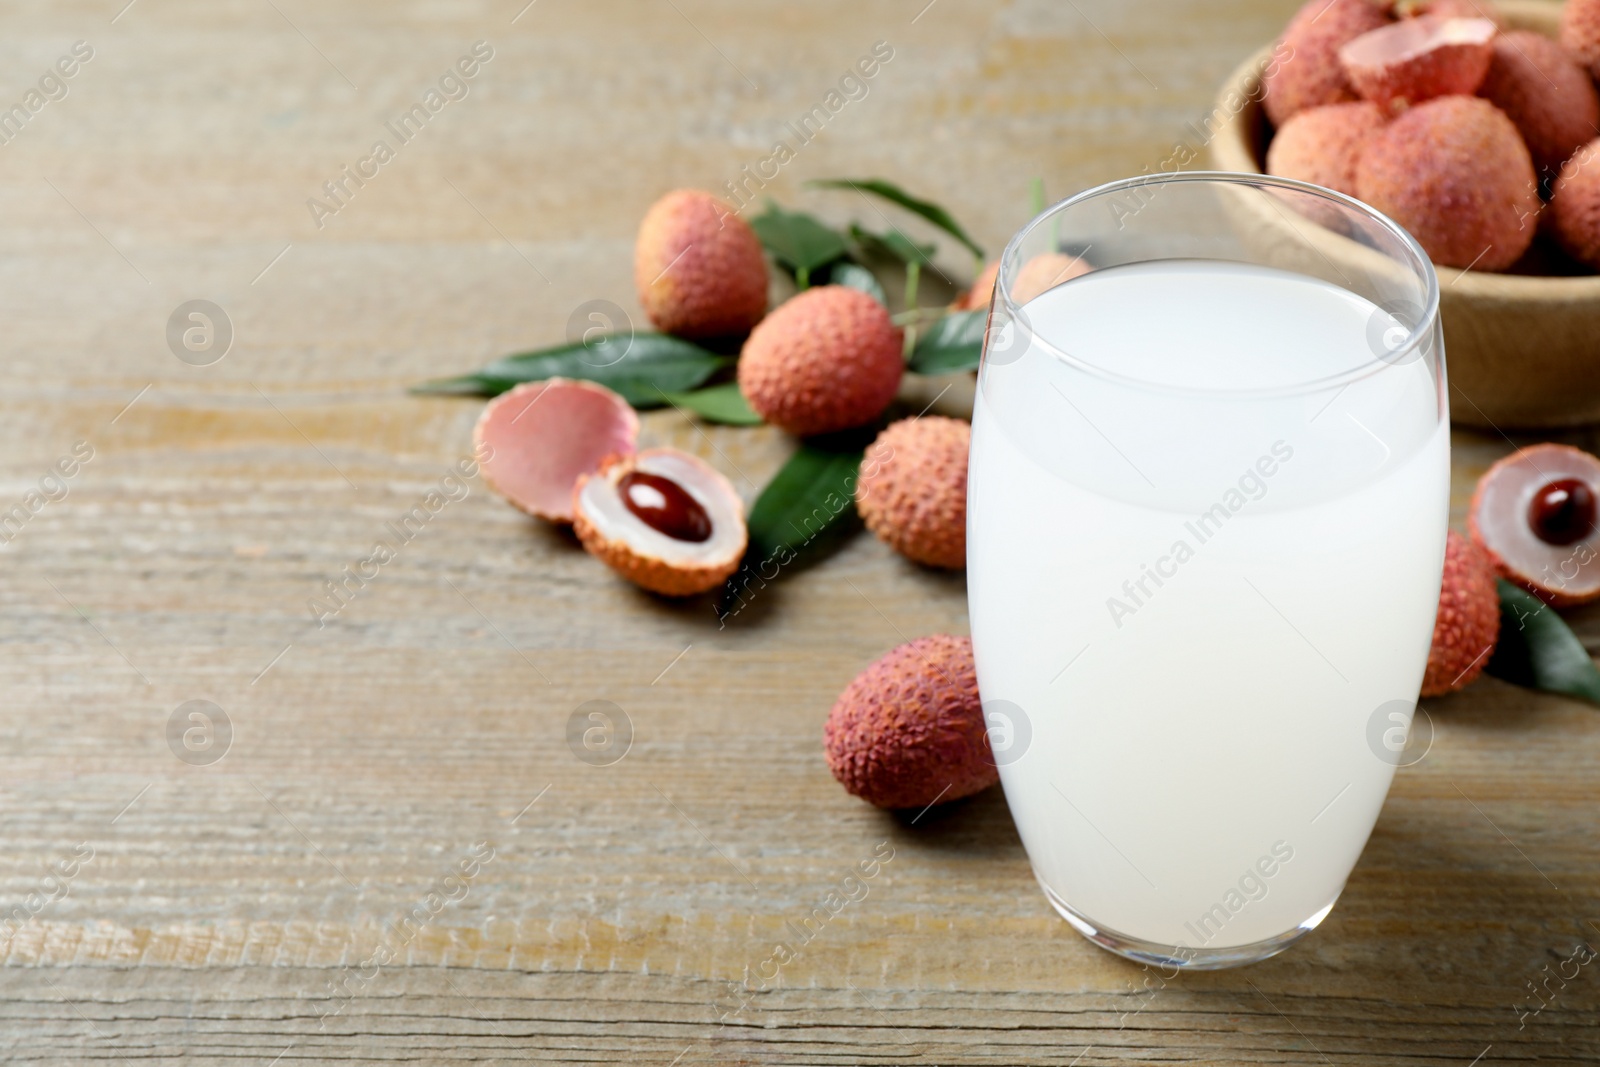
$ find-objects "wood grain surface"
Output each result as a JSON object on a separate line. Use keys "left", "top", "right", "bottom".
{"left": 0, "top": 0, "right": 1597, "bottom": 1063}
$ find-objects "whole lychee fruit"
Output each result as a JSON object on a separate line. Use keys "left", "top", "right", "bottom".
{"left": 1266, "top": 101, "right": 1387, "bottom": 197}
{"left": 1264, "top": 0, "right": 1393, "bottom": 127}
{"left": 634, "top": 189, "right": 768, "bottom": 340}
{"left": 572, "top": 448, "right": 747, "bottom": 597}
{"left": 1010, "top": 253, "right": 1090, "bottom": 304}
{"left": 824, "top": 635, "right": 997, "bottom": 810}
{"left": 1549, "top": 139, "right": 1600, "bottom": 270}
{"left": 856, "top": 417, "right": 970, "bottom": 569}
{"left": 1422, "top": 530, "right": 1500, "bottom": 696}
{"left": 737, "top": 285, "right": 903, "bottom": 437}
{"left": 1478, "top": 31, "right": 1600, "bottom": 180}
{"left": 1469, "top": 443, "right": 1600, "bottom": 607}
{"left": 1560, "top": 0, "right": 1600, "bottom": 80}
{"left": 953, "top": 260, "right": 1001, "bottom": 312}
{"left": 1339, "top": 16, "right": 1496, "bottom": 115}
{"left": 1355, "top": 96, "right": 1539, "bottom": 270}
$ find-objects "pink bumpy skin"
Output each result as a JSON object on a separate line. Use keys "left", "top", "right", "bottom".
{"left": 1551, "top": 139, "right": 1600, "bottom": 269}
{"left": 1266, "top": 101, "right": 1387, "bottom": 197}
{"left": 1338, "top": 15, "right": 1496, "bottom": 114}
{"left": 1354, "top": 96, "right": 1538, "bottom": 270}
{"left": 1263, "top": 0, "right": 1393, "bottom": 127}
{"left": 473, "top": 378, "right": 640, "bottom": 523}
{"left": 1560, "top": 0, "right": 1600, "bottom": 80}
{"left": 824, "top": 635, "right": 997, "bottom": 811}
{"left": 737, "top": 286, "right": 903, "bottom": 437}
{"left": 1478, "top": 31, "right": 1600, "bottom": 180}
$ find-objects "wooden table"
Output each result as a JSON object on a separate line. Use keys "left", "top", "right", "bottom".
{"left": 2, "top": 0, "right": 1596, "bottom": 1062}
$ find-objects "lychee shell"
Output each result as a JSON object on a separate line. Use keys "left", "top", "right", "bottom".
{"left": 824, "top": 635, "right": 997, "bottom": 810}
{"left": 1549, "top": 139, "right": 1600, "bottom": 270}
{"left": 738, "top": 285, "right": 903, "bottom": 437}
{"left": 1478, "top": 31, "right": 1600, "bottom": 179}
{"left": 1264, "top": 0, "right": 1393, "bottom": 126}
{"left": 1266, "top": 101, "right": 1387, "bottom": 197}
{"left": 635, "top": 189, "right": 768, "bottom": 340}
{"left": 1338, "top": 15, "right": 1495, "bottom": 114}
{"left": 1354, "top": 96, "right": 1538, "bottom": 270}
{"left": 1421, "top": 530, "right": 1500, "bottom": 697}
{"left": 856, "top": 417, "right": 970, "bottom": 569}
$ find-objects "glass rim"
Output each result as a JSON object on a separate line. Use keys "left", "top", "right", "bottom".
{"left": 993, "top": 170, "right": 1442, "bottom": 400}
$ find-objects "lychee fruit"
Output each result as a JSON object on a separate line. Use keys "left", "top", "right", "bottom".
{"left": 1421, "top": 530, "right": 1501, "bottom": 697}
{"left": 475, "top": 378, "right": 640, "bottom": 523}
{"left": 1477, "top": 31, "right": 1600, "bottom": 180}
{"left": 856, "top": 417, "right": 970, "bottom": 569}
{"left": 1339, "top": 16, "right": 1496, "bottom": 114}
{"left": 1354, "top": 96, "right": 1539, "bottom": 270}
{"left": 1264, "top": 0, "right": 1393, "bottom": 127}
{"left": 954, "top": 260, "right": 1001, "bottom": 312}
{"left": 824, "top": 635, "right": 997, "bottom": 810}
{"left": 1010, "top": 253, "right": 1090, "bottom": 304}
{"left": 1469, "top": 443, "right": 1600, "bottom": 607}
{"left": 1560, "top": 0, "right": 1600, "bottom": 80}
{"left": 1266, "top": 101, "right": 1387, "bottom": 197}
{"left": 634, "top": 189, "right": 768, "bottom": 340}
{"left": 572, "top": 447, "right": 747, "bottom": 597}
{"left": 1548, "top": 139, "right": 1600, "bottom": 270}
{"left": 1394, "top": 0, "right": 1504, "bottom": 30}
{"left": 737, "top": 285, "right": 903, "bottom": 437}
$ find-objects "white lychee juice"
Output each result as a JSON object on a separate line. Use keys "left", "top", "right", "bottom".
{"left": 968, "top": 259, "right": 1449, "bottom": 962}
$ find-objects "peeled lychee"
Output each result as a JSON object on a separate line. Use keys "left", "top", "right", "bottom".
{"left": 634, "top": 189, "right": 768, "bottom": 340}
{"left": 1339, "top": 16, "right": 1496, "bottom": 114}
{"left": 1266, "top": 101, "right": 1387, "bottom": 197}
{"left": 1354, "top": 96, "right": 1539, "bottom": 270}
{"left": 1394, "top": 0, "right": 1504, "bottom": 30}
{"left": 1469, "top": 443, "right": 1600, "bottom": 607}
{"left": 856, "top": 417, "right": 970, "bottom": 569}
{"left": 1264, "top": 0, "right": 1393, "bottom": 127}
{"left": 1478, "top": 31, "right": 1600, "bottom": 179}
{"left": 1421, "top": 530, "right": 1500, "bottom": 697}
{"left": 824, "top": 635, "right": 997, "bottom": 810}
{"left": 572, "top": 448, "right": 747, "bottom": 597}
{"left": 1549, "top": 139, "right": 1600, "bottom": 270}
{"left": 475, "top": 378, "right": 640, "bottom": 523}
{"left": 1560, "top": 0, "right": 1600, "bottom": 80}
{"left": 737, "top": 285, "right": 903, "bottom": 437}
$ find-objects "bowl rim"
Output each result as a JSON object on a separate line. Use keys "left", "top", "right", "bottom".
{"left": 1209, "top": 0, "right": 1600, "bottom": 301}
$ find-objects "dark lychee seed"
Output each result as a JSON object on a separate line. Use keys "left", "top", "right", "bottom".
{"left": 620, "top": 471, "right": 712, "bottom": 543}
{"left": 1527, "top": 478, "right": 1597, "bottom": 547}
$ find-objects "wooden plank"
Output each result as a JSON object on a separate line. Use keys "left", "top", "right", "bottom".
{"left": 0, "top": 0, "right": 1595, "bottom": 1063}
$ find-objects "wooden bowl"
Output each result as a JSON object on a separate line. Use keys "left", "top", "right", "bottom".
{"left": 1210, "top": 0, "right": 1600, "bottom": 431}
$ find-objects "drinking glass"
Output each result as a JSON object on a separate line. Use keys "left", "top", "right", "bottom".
{"left": 968, "top": 172, "right": 1448, "bottom": 969}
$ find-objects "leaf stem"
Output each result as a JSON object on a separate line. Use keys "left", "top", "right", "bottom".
{"left": 902, "top": 261, "right": 921, "bottom": 359}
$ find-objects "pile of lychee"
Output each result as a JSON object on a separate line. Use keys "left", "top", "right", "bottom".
{"left": 1262, "top": 0, "right": 1600, "bottom": 271}
{"left": 472, "top": 188, "right": 977, "bottom": 598}
{"left": 825, "top": 442, "right": 1600, "bottom": 812}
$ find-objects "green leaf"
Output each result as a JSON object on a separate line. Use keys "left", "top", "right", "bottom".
{"left": 849, "top": 223, "right": 935, "bottom": 267}
{"left": 825, "top": 262, "right": 887, "bottom": 306}
{"left": 812, "top": 177, "right": 985, "bottom": 259}
{"left": 412, "top": 333, "right": 730, "bottom": 406}
{"left": 718, "top": 441, "right": 866, "bottom": 620}
{"left": 657, "top": 382, "right": 764, "bottom": 426}
{"left": 1485, "top": 580, "right": 1600, "bottom": 706}
{"left": 908, "top": 310, "right": 987, "bottom": 374}
{"left": 749, "top": 202, "right": 849, "bottom": 285}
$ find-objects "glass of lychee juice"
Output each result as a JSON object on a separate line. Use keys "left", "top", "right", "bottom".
{"left": 968, "top": 172, "right": 1449, "bottom": 969}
